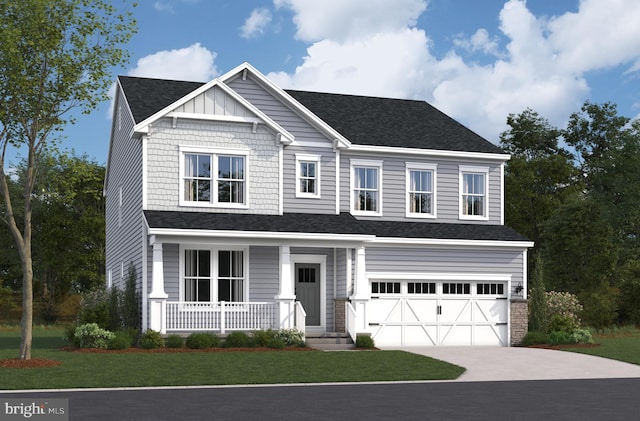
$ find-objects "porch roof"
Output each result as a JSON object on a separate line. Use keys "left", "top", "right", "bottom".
{"left": 144, "top": 210, "right": 531, "bottom": 244}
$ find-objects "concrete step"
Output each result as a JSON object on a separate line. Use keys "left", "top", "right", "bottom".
{"left": 306, "top": 333, "right": 355, "bottom": 351}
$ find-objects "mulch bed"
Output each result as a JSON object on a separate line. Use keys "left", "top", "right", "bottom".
{"left": 0, "top": 346, "right": 316, "bottom": 369}
{"left": 527, "top": 343, "right": 601, "bottom": 350}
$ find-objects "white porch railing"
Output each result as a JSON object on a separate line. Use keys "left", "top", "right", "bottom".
{"left": 345, "top": 301, "right": 357, "bottom": 342}
{"left": 166, "top": 301, "right": 277, "bottom": 333}
{"left": 294, "top": 301, "right": 306, "bottom": 333}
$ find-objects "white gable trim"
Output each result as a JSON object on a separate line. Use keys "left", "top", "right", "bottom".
{"left": 133, "top": 77, "right": 294, "bottom": 144}
{"left": 220, "top": 62, "right": 351, "bottom": 149}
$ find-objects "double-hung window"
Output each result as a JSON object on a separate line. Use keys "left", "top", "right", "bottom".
{"left": 181, "top": 147, "right": 248, "bottom": 207}
{"left": 406, "top": 163, "right": 437, "bottom": 218}
{"left": 295, "top": 154, "right": 320, "bottom": 198}
{"left": 459, "top": 165, "right": 489, "bottom": 220}
{"left": 351, "top": 159, "right": 382, "bottom": 215}
{"left": 183, "top": 247, "right": 246, "bottom": 302}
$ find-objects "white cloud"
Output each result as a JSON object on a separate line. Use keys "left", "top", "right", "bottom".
{"left": 128, "top": 43, "right": 218, "bottom": 82}
{"left": 241, "top": 8, "right": 272, "bottom": 39}
{"left": 153, "top": 2, "right": 174, "bottom": 13}
{"left": 271, "top": 0, "right": 640, "bottom": 142}
{"left": 273, "top": 0, "right": 427, "bottom": 42}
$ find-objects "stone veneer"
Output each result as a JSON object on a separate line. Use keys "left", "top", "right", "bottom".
{"left": 510, "top": 298, "right": 528, "bottom": 346}
{"left": 334, "top": 298, "right": 348, "bottom": 333}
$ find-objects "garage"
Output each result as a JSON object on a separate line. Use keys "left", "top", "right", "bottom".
{"left": 368, "top": 279, "right": 509, "bottom": 346}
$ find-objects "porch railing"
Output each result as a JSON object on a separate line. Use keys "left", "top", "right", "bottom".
{"left": 345, "top": 301, "right": 357, "bottom": 342}
{"left": 294, "top": 301, "right": 306, "bottom": 333}
{"left": 166, "top": 301, "right": 277, "bottom": 333}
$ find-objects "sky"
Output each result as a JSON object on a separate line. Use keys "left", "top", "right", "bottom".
{"left": 24, "top": 0, "right": 640, "bottom": 165}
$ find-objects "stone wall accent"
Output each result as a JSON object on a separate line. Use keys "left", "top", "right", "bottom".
{"left": 334, "top": 298, "right": 348, "bottom": 333}
{"left": 510, "top": 298, "right": 528, "bottom": 346}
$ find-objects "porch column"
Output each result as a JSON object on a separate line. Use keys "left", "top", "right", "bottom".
{"left": 276, "top": 245, "right": 296, "bottom": 329}
{"left": 349, "top": 246, "right": 370, "bottom": 333}
{"left": 149, "top": 241, "right": 168, "bottom": 334}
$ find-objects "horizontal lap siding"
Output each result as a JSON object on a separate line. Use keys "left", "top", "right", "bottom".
{"left": 340, "top": 152, "right": 503, "bottom": 224}
{"left": 283, "top": 145, "right": 336, "bottom": 213}
{"left": 105, "top": 88, "right": 144, "bottom": 291}
{"left": 249, "top": 246, "right": 279, "bottom": 301}
{"left": 366, "top": 247, "right": 523, "bottom": 286}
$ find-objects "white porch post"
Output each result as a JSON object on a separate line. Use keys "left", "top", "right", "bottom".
{"left": 276, "top": 245, "right": 296, "bottom": 330}
{"left": 149, "top": 240, "right": 168, "bottom": 334}
{"left": 349, "top": 246, "right": 370, "bottom": 333}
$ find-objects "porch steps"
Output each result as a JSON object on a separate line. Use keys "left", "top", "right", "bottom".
{"left": 306, "top": 332, "right": 355, "bottom": 351}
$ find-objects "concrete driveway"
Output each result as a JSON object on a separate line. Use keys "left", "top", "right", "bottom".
{"left": 381, "top": 346, "right": 640, "bottom": 381}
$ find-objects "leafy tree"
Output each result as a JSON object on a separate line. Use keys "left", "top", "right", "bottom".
{"left": 500, "top": 109, "right": 580, "bottom": 253}
{"left": 0, "top": 0, "right": 136, "bottom": 360}
{"left": 528, "top": 253, "right": 547, "bottom": 334}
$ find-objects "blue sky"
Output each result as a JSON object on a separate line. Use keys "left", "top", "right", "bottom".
{"left": 29, "top": 0, "right": 640, "bottom": 165}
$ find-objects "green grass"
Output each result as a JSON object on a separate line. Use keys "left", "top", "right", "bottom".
{"left": 0, "top": 326, "right": 464, "bottom": 390}
{"left": 564, "top": 326, "right": 640, "bottom": 365}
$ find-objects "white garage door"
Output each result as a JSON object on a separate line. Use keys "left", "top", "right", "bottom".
{"left": 368, "top": 280, "right": 508, "bottom": 346}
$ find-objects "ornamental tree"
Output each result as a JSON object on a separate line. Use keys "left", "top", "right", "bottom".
{"left": 0, "top": 0, "right": 136, "bottom": 360}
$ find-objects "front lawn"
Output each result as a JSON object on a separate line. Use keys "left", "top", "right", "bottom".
{"left": 564, "top": 326, "right": 640, "bottom": 365}
{"left": 0, "top": 326, "right": 465, "bottom": 390}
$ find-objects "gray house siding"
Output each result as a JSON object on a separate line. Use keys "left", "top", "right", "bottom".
{"left": 340, "top": 151, "right": 503, "bottom": 224}
{"left": 249, "top": 246, "right": 280, "bottom": 301}
{"left": 145, "top": 118, "right": 280, "bottom": 214}
{"left": 105, "top": 87, "right": 144, "bottom": 292}
{"left": 365, "top": 246, "right": 524, "bottom": 286}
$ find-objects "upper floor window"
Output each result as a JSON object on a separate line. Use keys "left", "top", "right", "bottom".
{"left": 296, "top": 154, "right": 320, "bottom": 198}
{"left": 406, "top": 163, "right": 437, "bottom": 218}
{"left": 459, "top": 165, "right": 489, "bottom": 220}
{"left": 180, "top": 146, "right": 248, "bottom": 208}
{"left": 351, "top": 159, "right": 382, "bottom": 216}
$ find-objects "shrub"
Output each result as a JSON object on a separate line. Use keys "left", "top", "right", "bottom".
{"left": 74, "top": 323, "right": 115, "bottom": 349}
{"left": 64, "top": 323, "right": 79, "bottom": 347}
{"left": 122, "top": 263, "right": 141, "bottom": 331}
{"left": 165, "top": 334, "right": 184, "bottom": 348}
{"left": 107, "top": 287, "right": 123, "bottom": 332}
{"left": 521, "top": 331, "right": 548, "bottom": 346}
{"left": 548, "top": 314, "right": 580, "bottom": 334}
{"left": 546, "top": 291, "right": 583, "bottom": 332}
{"left": 185, "top": 332, "right": 220, "bottom": 349}
{"left": 224, "top": 331, "right": 251, "bottom": 348}
{"left": 251, "top": 329, "right": 276, "bottom": 347}
{"left": 108, "top": 329, "right": 136, "bottom": 350}
{"left": 355, "top": 335, "right": 375, "bottom": 349}
{"left": 77, "top": 288, "right": 110, "bottom": 328}
{"left": 528, "top": 254, "right": 548, "bottom": 333}
{"left": 139, "top": 329, "right": 164, "bottom": 349}
{"left": 274, "top": 329, "right": 305, "bottom": 347}
{"left": 548, "top": 330, "right": 574, "bottom": 345}
{"left": 572, "top": 328, "right": 594, "bottom": 344}
{"left": 580, "top": 286, "right": 617, "bottom": 333}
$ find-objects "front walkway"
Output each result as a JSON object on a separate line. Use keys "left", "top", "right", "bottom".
{"left": 381, "top": 346, "right": 640, "bottom": 381}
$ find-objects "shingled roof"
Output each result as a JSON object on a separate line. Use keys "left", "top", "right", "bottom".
{"left": 144, "top": 211, "right": 529, "bottom": 243}
{"left": 118, "top": 75, "right": 503, "bottom": 153}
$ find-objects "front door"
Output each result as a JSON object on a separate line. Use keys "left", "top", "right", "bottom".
{"left": 295, "top": 263, "right": 321, "bottom": 326}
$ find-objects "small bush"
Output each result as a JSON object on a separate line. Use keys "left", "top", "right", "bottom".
{"left": 74, "top": 323, "right": 115, "bottom": 349}
{"left": 266, "top": 337, "right": 285, "bottom": 349}
{"left": 251, "top": 329, "right": 276, "bottom": 347}
{"left": 224, "top": 331, "right": 251, "bottom": 348}
{"left": 355, "top": 335, "right": 375, "bottom": 349}
{"left": 572, "top": 328, "right": 594, "bottom": 344}
{"left": 548, "top": 330, "right": 574, "bottom": 345}
{"left": 77, "top": 289, "right": 110, "bottom": 329}
{"left": 139, "top": 329, "right": 164, "bottom": 349}
{"left": 274, "top": 328, "right": 305, "bottom": 347}
{"left": 548, "top": 314, "right": 580, "bottom": 334}
{"left": 521, "top": 331, "right": 548, "bottom": 346}
{"left": 108, "top": 329, "right": 136, "bottom": 350}
{"left": 185, "top": 332, "right": 220, "bottom": 349}
{"left": 64, "top": 324, "right": 79, "bottom": 347}
{"left": 165, "top": 334, "right": 184, "bottom": 348}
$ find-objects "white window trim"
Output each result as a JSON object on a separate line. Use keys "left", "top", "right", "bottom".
{"left": 350, "top": 159, "right": 383, "bottom": 217}
{"left": 405, "top": 162, "right": 437, "bottom": 219}
{"left": 459, "top": 165, "right": 489, "bottom": 221}
{"left": 295, "top": 153, "right": 321, "bottom": 198}
{"left": 179, "top": 145, "right": 250, "bottom": 209}
{"left": 179, "top": 245, "right": 250, "bottom": 302}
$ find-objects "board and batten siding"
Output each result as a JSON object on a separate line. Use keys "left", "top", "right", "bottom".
{"left": 365, "top": 246, "right": 524, "bottom": 286}
{"left": 173, "top": 85, "right": 254, "bottom": 118}
{"left": 145, "top": 118, "right": 280, "bottom": 214}
{"left": 105, "top": 87, "right": 144, "bottom": 291}
{"left": 340, "top": 151, "right": 503, "bottom": 224}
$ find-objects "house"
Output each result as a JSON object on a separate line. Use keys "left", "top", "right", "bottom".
{"left": 105, "top": 62, "right": 533, "bottom": 347}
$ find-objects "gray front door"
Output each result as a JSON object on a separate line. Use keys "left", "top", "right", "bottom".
{"left": 295, "top": 263, "right": 321, "bottom": 326}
